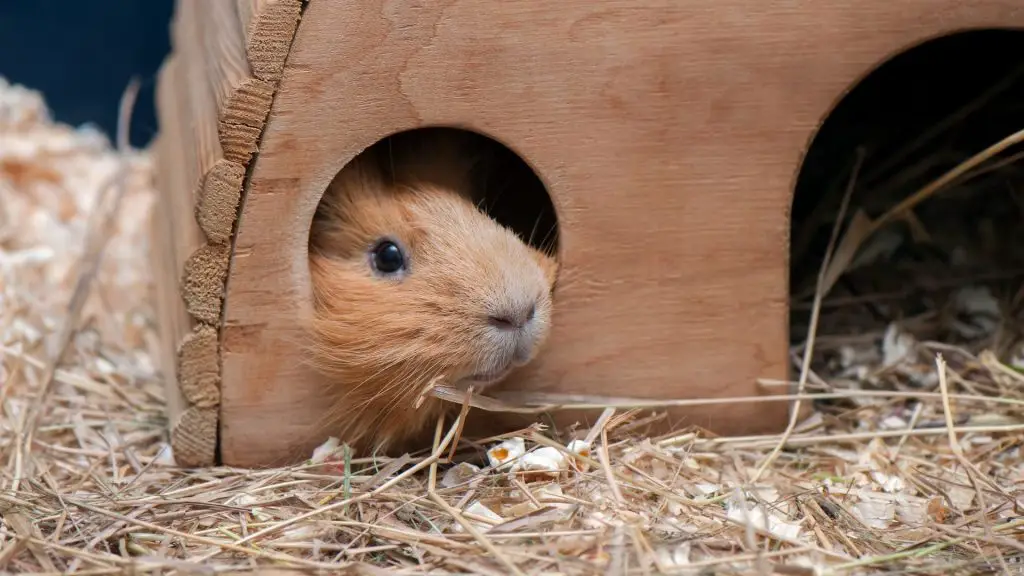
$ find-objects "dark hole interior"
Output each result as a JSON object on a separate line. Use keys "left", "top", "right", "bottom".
{"left": 363, "top": 126, "right": 560, "bottom": 259}
{"left": 790, "top": 29, "right": 1024, "bottom": 386}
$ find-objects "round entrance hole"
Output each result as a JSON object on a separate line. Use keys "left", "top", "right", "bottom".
{"left": 790, "top": 29, "right": 1024, "bottom": 397}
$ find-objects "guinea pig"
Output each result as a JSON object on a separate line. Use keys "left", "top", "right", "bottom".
{"left": 306, "top": 129, "right": 559, "bottom": 455}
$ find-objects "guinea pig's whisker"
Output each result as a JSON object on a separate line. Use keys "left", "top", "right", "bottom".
{"left": 368, "top": 362, "right": 439, "bottom": 411}
{"left": 353, "top": 358, "right": 404, "bottom": 388}
{"left": 391, "top": 369, "right": 445, "bottom": 414}
{"left": 314, "top": 396, "right": 374, "bottom": 440}
{"left": 372, "top": 355, "right": 426, "bottom": 386}
{"left": 382, "top": 368, "right": 437, "bottom": 410}
{"left": 527, "top": 216, "right": 542, "bottom": 248}
{"left": 537, "top": 223, "right": 558, "bottom": 252}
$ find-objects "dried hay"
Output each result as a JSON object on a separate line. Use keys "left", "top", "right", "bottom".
{"left": 0, "top": 70, "right": 1022, "bottom": 576}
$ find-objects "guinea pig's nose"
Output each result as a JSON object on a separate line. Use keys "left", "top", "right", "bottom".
{"left": 487, "top": 301, "right": 536, "bottom": 331}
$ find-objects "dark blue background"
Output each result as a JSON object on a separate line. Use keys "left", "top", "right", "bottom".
{"left": 0, "top": 0, "right": 174, "bottom": 148}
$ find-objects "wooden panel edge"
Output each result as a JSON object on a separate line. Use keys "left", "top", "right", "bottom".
{"left": 161, "top": 0, "right": 304, "bottom": 466}
{"left": 237, "top": 0, "right": 303, "bottom": 82}
{"left": 152, "top": 52, "right": 194, "bottom": 441}
{"left": 196, "top": 159, "right": 246, "bottom": 244}
{"left": 178, "top": 324, "right": 222, "bottom": 408}
{"left": 198, "top": 0, "right": 276, "bottom": 167}
{"left": 171, "top": 405, "right": 218, "bottom": 467}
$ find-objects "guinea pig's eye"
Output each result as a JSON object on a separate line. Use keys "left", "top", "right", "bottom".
{"left": 370, "top": 239, "right": 405, "bottom": 275}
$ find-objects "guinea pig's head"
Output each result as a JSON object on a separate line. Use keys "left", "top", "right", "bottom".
{"left": 307, "top": 149, "right": 558, "bottom": 452}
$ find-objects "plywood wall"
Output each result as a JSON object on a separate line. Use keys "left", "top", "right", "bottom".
{"left": 216, "top": 0, "right": 1024, "bottom": 467}
{"left": 155, "top": 0, "right": 1024, "bottom": 468}
{"left": 151, "top": 0, "right": 302, "bottom": 467}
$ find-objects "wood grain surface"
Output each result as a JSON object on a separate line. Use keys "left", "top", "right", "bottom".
{"left": 151, "top": 0, "right": 301, "bottom": 466}
{"left": 237, "top": 0, "right": 304, "bottom": 82}
{"left": 157, "top": 0, "right": 1024, "bottom": 467}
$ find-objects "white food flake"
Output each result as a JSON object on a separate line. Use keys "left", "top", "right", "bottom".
{"left": 310, "top": 436, "right": 341, "bottom": 463}
{"left": 512, "top": 446, "right": 566, "bottom": 478}
{"left": 486, "top": 437, "right": 526, "bottom": 468}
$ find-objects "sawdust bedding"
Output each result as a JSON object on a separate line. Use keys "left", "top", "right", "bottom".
{"left": 0, "top": 77, "right": 1022, "bottom": 575}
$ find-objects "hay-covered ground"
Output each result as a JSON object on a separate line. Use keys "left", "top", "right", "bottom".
{"left": 0, "top": 75, "right": 1022, "bottom": 576}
